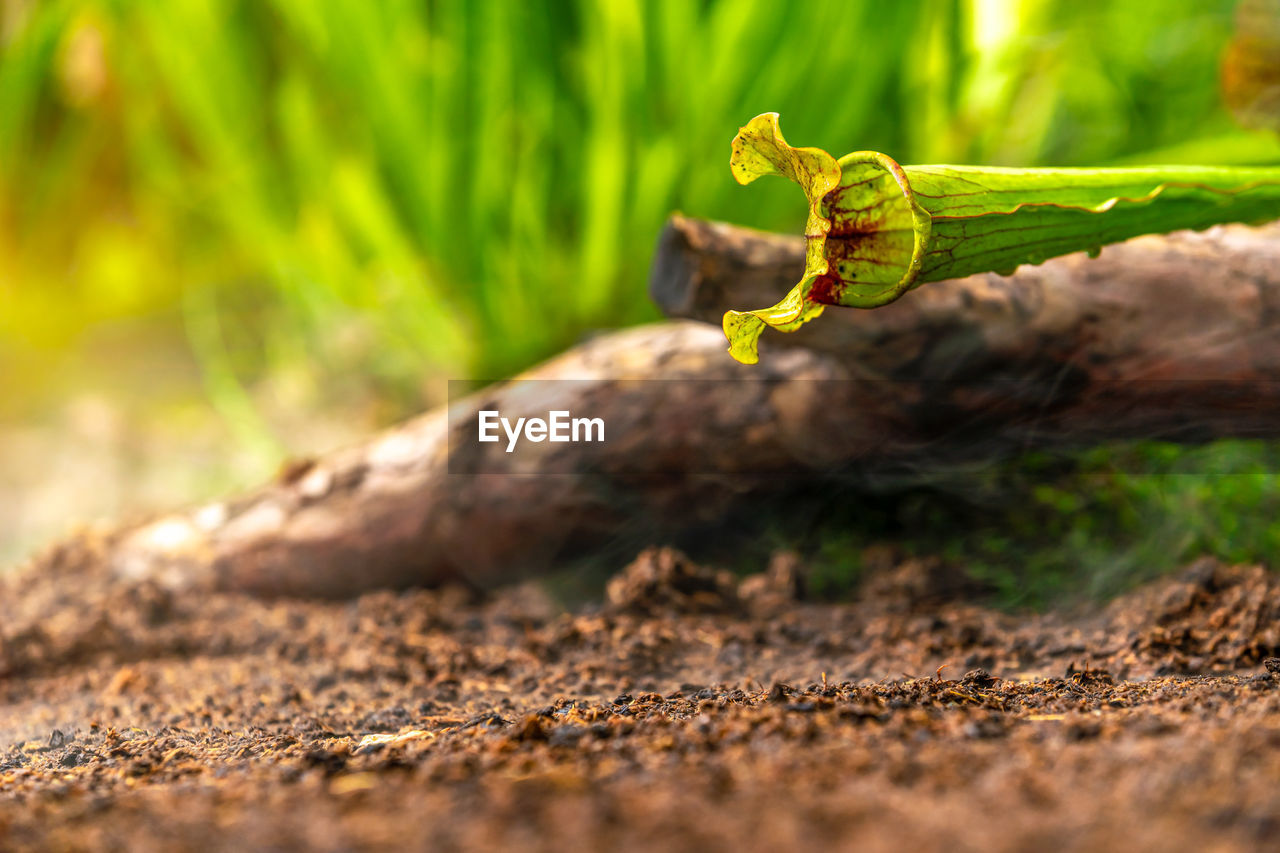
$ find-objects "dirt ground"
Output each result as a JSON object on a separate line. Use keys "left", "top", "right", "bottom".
{"left": 2, "top": 540, "right": 1280, "bottom": 852}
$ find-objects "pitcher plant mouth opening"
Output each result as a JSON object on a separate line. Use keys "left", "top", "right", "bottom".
{"left": 722, "top": 112, "right": 1280, "bottom": 365}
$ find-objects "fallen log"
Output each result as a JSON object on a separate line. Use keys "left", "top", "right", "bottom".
{"left": 652, "top": 214, "right": 1280, "bottom": 383}
{"left": 653, "top": 215, "right": 1280, "bottom": 440}
{"left": 108, "top": 217, "right": 1280, "bottom": 597}
{"left": 111, "top": 322, "right": 861, "bottom": 598}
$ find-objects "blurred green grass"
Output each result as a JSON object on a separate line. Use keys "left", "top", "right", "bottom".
{"left": 4, "top": 0, "right": 1273, "bottom": 394}
{"left": 4, "top": 0, "right": 1280, "bottom": 592}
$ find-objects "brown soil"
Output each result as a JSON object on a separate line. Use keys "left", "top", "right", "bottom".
{"left": 3, "top": 541, "right": 1280, "bottom": 852}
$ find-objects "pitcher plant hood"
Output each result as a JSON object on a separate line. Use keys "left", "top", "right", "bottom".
{"left": 724, "top": 112, "right": 1280, "bottom": 364}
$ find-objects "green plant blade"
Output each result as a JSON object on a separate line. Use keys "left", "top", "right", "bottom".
{"left": 725, "top": 112, "right": 1280, "bottom": 364}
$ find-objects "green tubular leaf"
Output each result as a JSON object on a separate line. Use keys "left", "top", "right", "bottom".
{"left": 724, "top": 113, "right": 1280, "bottom": 364}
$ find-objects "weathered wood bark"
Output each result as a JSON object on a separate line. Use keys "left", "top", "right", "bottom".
{"left": 111, "top": 217, "right": 1280, "bottom": 597}
{"left": 653, "top": 214, "right": 1280, "bottom": 382}
{"left": 113, "top": 322, "right": 859, "bottom": 598}
{"left": 653, "top": 215, "right": 1280, "bottom": 440}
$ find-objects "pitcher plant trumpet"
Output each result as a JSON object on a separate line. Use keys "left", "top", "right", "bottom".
{"left": 724, "top": 112, "right": 1280, "bottom": 363}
